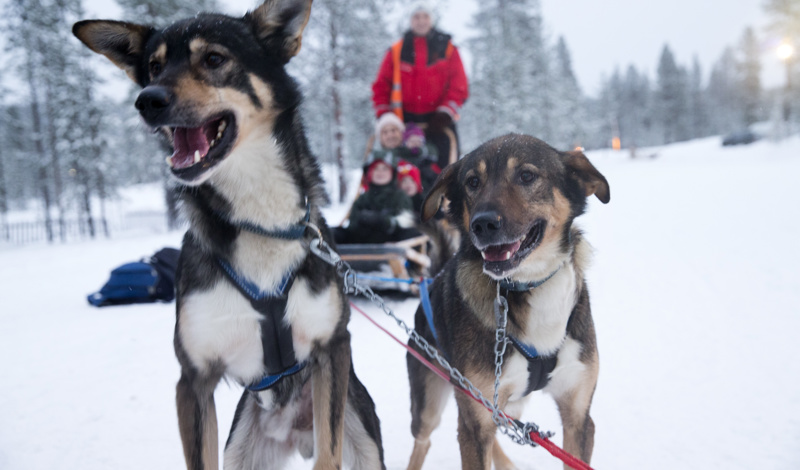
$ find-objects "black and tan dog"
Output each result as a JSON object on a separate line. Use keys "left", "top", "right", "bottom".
{"left": 73, "top": 1, "right": 385, "bottom": 469}
{"left": 406, "top": 134, "right": 609, "bottom": 470}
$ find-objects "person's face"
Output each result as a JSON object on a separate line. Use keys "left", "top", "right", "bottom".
{"left": 380, "top": 124, "right": 403, "bottom": 149}
{"left": 405, "top": 134, "right": 424, "bottom": 149}
{"left": 371, "top": 162, "right": 393, "bottom": 186}
{"left": 400, "top": 176, "right": 419, "bottom": 196}
{"left": 410, "top": 11, "right": 432, "bottom": 36}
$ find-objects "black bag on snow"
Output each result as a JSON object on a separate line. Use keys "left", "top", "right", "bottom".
{"left": 87, "top": 247, "right": 180, "bottom": 307}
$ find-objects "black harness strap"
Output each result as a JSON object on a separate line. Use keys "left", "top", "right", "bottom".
{"left": 217, "top": 257, "right": 304, "bottom": 390}
{"left": 420, "top": 268, "right": 563, "bottom": 397}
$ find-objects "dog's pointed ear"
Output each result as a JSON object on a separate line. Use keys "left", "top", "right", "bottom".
{"left": 421, "top": 159, "right": 460, "bottom": 222}
{"left": 248, "top": 0, "right": 313, "bottom": 62}
{"left": 564, "top": 150, "right": 610, "bottom": 204}
{"left": 73, "top": 20, "right": 153, "bottom": 86}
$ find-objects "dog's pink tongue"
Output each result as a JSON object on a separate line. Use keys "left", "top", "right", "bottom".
{"left": 171, "top": 126, "right": 210, "bottom": 169}
{"left": 483, "top": 241, "right": 522, "bottom": 262}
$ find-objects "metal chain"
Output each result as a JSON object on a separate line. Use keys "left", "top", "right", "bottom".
{"left": 307, "top": 235, "right": 553, "bottom": 447}
{"left": 493, "top": 283, "right": 510, "bottom": 426}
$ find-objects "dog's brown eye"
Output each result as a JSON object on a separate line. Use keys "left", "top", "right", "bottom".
{"left": 205, "top": 53, "right": 226, "bottom": 68}
{"left": 466, "top": 176, "right": 480, "bottom": 189}
{"left": 149, "top": 61, "right": 162, "bottom": 76}
{"left": 519, "top": 171, "right": 537, "bottom": 184}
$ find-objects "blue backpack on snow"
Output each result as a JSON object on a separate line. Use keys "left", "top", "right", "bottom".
{"left": 87, "top": 247, "right": 180, "bottom": 307}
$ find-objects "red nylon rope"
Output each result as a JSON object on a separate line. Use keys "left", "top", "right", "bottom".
{"left": 349, "top": 301, "right": 594, "bottom": 470}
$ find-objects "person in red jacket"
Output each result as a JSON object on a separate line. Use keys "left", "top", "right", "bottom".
{"left": 371, "top": 1, "right": 469, "bottom": 169}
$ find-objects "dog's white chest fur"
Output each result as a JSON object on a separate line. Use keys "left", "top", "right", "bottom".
{"left": 517, "top": 263, "right": 577, "bottom": 354}
{"left": 502, "top": 263, "right": 581, "bottom": 402}
{"left": 178, "top": 265, "right": 339, "bottom": 384}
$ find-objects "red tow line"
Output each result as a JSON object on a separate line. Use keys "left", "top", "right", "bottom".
{"left": 349, "top": 301, "right": 595, "bottom": 470}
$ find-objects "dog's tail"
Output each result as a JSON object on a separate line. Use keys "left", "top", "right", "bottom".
{"left": 417, "top": 217, "right": 460, "bottom": 277}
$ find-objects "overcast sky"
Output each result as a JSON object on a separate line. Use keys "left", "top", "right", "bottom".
{"left": 69, "top": 0, "right": 788, "bottom": 97}
{"left": 435, "top": 0, "right": 782, "bottom": 96}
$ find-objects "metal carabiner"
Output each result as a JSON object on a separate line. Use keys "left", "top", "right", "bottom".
{"left": 308, "top": 236, "right": 341, "bottom": 266}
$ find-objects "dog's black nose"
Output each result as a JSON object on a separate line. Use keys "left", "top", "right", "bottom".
{"left": 471, "top": 211, "right": 503, "bottom": 236}
{"left": 135, "top": 86, "right": 172, "bottom": 122}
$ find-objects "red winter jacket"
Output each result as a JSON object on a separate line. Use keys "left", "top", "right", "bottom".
{"left": 372, "top": 30, "right": 469, "bottom": 120}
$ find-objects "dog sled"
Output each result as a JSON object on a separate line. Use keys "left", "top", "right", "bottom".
{"left": 335, "top": 235, "right": 430, "bottom": 294}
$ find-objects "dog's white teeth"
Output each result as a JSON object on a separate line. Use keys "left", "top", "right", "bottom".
{"left": 481, "top": 251, "right": 487, "bottom": 260}
{"left": 210, "top": 139, "right": 216, "bottom": 148}
{"left": 521, "top": 235, "right": 526, "bottom": 241}
{"left": 218, "top": 120, "right": 227, "bottom": 133}
{"left": 166, "top": 156, "right": 174, "bottom": 167}
{"left": 194, "top": 150, "right": 201, "bottom": 163}
{"left": 505, "top": 251, "right": 512, "bottom": 260}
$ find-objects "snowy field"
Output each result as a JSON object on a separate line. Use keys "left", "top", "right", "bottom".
{"left": 1, "top": 136, "right": 799, "bottom": 469}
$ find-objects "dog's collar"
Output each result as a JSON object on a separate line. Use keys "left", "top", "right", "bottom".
{"left": 500, "top": 266, "right": 561, "bottom": 292}
{"left": 217, "top": 201, "right": 311, "bottom": 241}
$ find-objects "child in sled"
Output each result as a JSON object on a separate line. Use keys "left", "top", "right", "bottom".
{"left": 394, "top": 123, "right": 440, "bottom": 193}
{"left": 396, "top": 161, "right": 424, "bottom": 215}
{"left": 334, "top": 157, "right": 419, "bottom": 245}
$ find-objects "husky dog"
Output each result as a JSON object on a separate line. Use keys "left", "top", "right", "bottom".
{"left": 406, "top": 134, "right": 609, "bottom": 470}
{"left": 73, "top": 1, "right": 385, "bottom": 468}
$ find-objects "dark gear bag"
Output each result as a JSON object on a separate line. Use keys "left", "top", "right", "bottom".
{"left": 87, "top": 247, "right": 180, "bottom": 307}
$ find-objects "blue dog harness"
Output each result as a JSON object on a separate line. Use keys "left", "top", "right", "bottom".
{"left": 420, "top": 268, "right": 561, "bottom": 396}
{"left": 215, "top": 204, "right": 310, "bottom": 392}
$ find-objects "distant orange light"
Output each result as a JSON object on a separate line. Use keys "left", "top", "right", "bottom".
{"left": 574, "top": 146, "right": 584, "bottom": 152}
{"left": 612, "top": 137, "right": 621, "bottom": 150}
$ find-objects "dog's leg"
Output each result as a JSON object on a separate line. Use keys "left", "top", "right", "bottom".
{"left": 342, "top": 364, "right": 385, "bottom": 470}
{"left": 310, "top": 334, "right": 351, "bottom": 470}
{"left": 176, "top": 372, "right": 220, "bottom": 470}
{"left": 453, "top": 390, "right": 499, "bottom": 470}
{"left": 491, "top": 437, "right": 517, "bottom": 470}
{"left": 223, "top": 390, "right": 297, "bottom": 469}
{"left": 406, "top": 355, "right": 453, "bottom": 470}
{"left": 552, "top": 361, "right": 598, "bottom": 467}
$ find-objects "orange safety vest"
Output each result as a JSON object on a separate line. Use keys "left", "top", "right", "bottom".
{"left": 390, "top": 38, "right": 455, "bottom": 122}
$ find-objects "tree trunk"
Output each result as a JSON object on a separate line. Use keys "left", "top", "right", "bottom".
{"left": 329, "top": 12, "right": 347, "bottom": 204}
{"left": 0, "top": 145, "right": 7, "bottom": 241}
{"left": 44, "top": 76, "right": 66, "bottom": 242}
{"left": 97, "top": 170, "right": 110, "bottom": 238}
{"left": 23, "top": 51, "right": 53, "bottom": 242}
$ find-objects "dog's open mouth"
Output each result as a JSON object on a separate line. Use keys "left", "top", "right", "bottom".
{"left": 480, "top": 219, "right": 546, "bottom": 274}
{"left": 165, "top": 113, "right": 236, "bottom": 180}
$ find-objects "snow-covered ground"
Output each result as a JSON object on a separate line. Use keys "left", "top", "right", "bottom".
{"left": 1, "top": 136, "right": 799, "bottom": 469}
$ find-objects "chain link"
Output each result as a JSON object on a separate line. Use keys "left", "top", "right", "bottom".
{"left": 308, "top": 237, "right": 553, "bottom": 447}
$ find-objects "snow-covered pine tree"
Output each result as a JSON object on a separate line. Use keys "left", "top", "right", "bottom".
{"left": 3, "top": 0, "right": 119, "bottom": 241}
{"left": 0, "top": 95, "right": 6, "bottom": 239}
{"left": 291, "top": 0, "right": 394, "bottom": 203}
{"left": 599, "top": 68, "right": 624, "bottom": 149}
{"left": 4, "top": 0, "right": 57, "bottom": 241}
{"left": 116, "top": 0, "right": 219, "bottom": 28}
{"left": 617, "top": 65, "right": 657, "bottom": 150}
{"left": 687, "top": 56, "right": 711, "bottom": 139}
{"left": 764, "top": 0, "right": 799, "bottom": 125}
{"left": 462, "top": 0, "right": 555, "bottom": 150}
{"left": 656, "top": 44, "right": 690, "bottom": 144}
{"left": 737, "top": 27, "right": 762, "bottom": 127}
{"left": 0, "top": 105, "right": 36, "bottom": 205}
{"left": 707, "top": 47, "right": 743, "bottom": 134}
{"left": 549, "top": 36, "right": 587, "bottom": 149}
